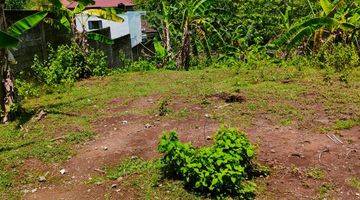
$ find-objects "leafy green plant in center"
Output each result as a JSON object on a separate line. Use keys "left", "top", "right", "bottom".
{"left": 158, "top": 127, "right": 265, "bottom": 198}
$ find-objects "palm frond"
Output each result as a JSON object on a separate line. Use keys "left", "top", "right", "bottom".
{"left": 287, "top": 27, "right": 315, "bottom": 48}
{"left": 0, "top": 31, "right": 19, "bottom": 48}
{"left": 87, "top": 33, "right": 114, "bottom": 45}
{"left": 7, "top": 11, "right": 48, "bottom": 38}
{"left": 271, "top": 17, "right": 339, "bottom": 48}
{"left": 320, "top": 0, "right": 335, "bottom": 15}
{"left": 83, "top": 9, "right": 124, "bottom": 23}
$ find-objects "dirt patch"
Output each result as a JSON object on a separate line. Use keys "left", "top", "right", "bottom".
{"left": 248, "top": 119, "right": 360, "bottom": 200}
{"left": 107, "top": 95, "right": 160, "bottom": 114}
{"left": 207, "top": 92, "right": 246, "bottom": 103}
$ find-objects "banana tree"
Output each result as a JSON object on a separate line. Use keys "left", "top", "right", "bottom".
{"left": 270, "top": 0, "right": 360, "bottom": 53}
{"left": 160, "top": 0, "right": 171, "bottom": 52}
{"left": 0, "top": 5, "right": 48, "bottom": 123}
{"left": 177, "top": 0, "right": 208, "bottom": 70}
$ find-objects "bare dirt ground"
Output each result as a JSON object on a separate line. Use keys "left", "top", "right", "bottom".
{"left": 24, "top": 95, "right": 359, "bottom": 200}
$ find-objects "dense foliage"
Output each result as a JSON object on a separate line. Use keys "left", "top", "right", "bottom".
{"left": 158, "top": 128, "right": 260, "bottom": 198}
{"left": 5, "top": 0, "right": 28, "bottom": 9}
{"left": 137, "top": 0, "right": 359, "bottom": 70}
{"left": 272, "top": 0, "right": 360, "bottom": 51}
{"left": 235, "top": 0, "right": 314, "bottom": 48}
{"left": 31, "top": 43, "right": 108, "bottom": 85}
{"left": 136, "top": 0, "right": 316, "bottom": 60}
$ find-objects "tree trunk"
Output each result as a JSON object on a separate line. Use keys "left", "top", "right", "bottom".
{"left": 163, "top": 20, "right": 171, "bottom": 52}
{"left": 0, "top": 0, "right": 13, "bottom": 123}
{"left": 313, "top": 28, "right": 323, "bottom": 54}
{"left": 178, "top": 19, "right": 191, "bottom": 70}
{"left": 71, "top": 16, "right": 89, "bottom": 54}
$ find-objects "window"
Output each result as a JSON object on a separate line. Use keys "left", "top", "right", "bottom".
{"left": 88, "top": 20, "right": 103, "bottom": 30}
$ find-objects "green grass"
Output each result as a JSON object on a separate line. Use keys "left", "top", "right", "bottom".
{"left": 98, "top": 158, "right": 200, "bottom": 200}
{"left": 0, "top": 66, "right": 359, "bottom": 198}
{"left": 306, "top": 167, "right": 326, "bottom": 180}
{"left": 347, "top": 177, "right": 360, "bottom": 191}
{"left": 106, "top": 158, "right": 158, "bottom": 180}
{"left": 318, "top": 183, "right": 334, "bottom": 199}
{"left": 333, "top": 119, "right": 360, "bottom": 130}
{"left": 65, "top": 131, "right": 95, "bottom": 144}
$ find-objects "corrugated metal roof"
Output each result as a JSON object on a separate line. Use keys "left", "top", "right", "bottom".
{"left": 61, "top": 0, "right": 134, "bottom": 9}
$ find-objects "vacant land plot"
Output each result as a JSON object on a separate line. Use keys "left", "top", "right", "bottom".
{"left": 0, "top": 67, "right": 359, "bottom": 199}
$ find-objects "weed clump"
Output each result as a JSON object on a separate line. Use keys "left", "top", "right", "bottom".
{"left": 209, "top": 92, "right": 246, "bottom": 103}
{"left": 158, "top": 98, "right": 171, "bottom": 116}
{"left": 158, "top": 127, "right": 265, "bottom": 198}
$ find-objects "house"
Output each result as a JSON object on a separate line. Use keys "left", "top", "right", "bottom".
{"left": 61, "top": 0, "right": 147, "bottom": 48}
{"left": 61, "top": 0, "right": 156, "bottom": 66}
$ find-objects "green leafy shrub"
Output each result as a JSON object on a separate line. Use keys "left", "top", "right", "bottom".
{"left": 113, "top": 59, "right": 157, "bottom": 73}
{"left": 31, "top": 43, "right": 108, "bottom": 85}
{"left": 158, "top": 128, "right": 260, "bottom": 198}
{"left": 129, "top": 60, "right": 157, "bottom": 72}
{"left": 15, "top": 79, "right": 40, "bottom": 98}
{"left": 158, "top": 131, "right": 195, "bottom": 178}
{"left": 315, "top": 44, "right": 360, "bottom": 72}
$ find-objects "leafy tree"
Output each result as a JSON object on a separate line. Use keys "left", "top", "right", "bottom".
{"left": 177, "top": 0, "right": 209, "bottom": 70}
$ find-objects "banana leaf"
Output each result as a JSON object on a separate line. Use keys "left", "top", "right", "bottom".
{"left": 7, "top": 11, "right": 48, "bottom": 38}
{"left": 60, "top": 16, "right": 71, "bottom": 32}
{"left": 320, "top": 0, "right": 334, "bottom": 15}
{"left": 87, "top": 33, "right": 114, "bottom": 45}
{"left": 271, "top": 17, "right": 339, "bottom": 48}
{"left": 287, "top": 27, "right": 315, "bottom": 48}
{"left": 74, "top": 2, "right": 86, "bottom": 14}
{"left": 0, "top": 30, "right": 19, "bottom": 48}
{"left": 83, "top": 9, "right": 124, "bottom": 23}
{"left": 154, "top": 40, "right": 167, "bottom": 58}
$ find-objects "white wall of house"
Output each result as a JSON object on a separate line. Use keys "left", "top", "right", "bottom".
{"left": 127, "top": 11, "right": 144, "bottom": 48}
{"left": 75, "top": 11, "right": 145, "bottom": 47}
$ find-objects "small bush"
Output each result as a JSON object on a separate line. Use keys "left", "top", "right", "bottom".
{"left": 15, "top": 79, "right": 40, "bottom": 98}
{"left": 315, "top": 44, "right": 360, "bottom": 72}
{"left": 32, "top": 43, "right": 108, "bottom": 85}
{"left": 158, "top": 98, "right": 171, "bottom": 116}
{"left": 158, "top": 127, "right": 260, "bottom": 198}
{"left": 113, "top": 59, "right": 157, "bottom": 73}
